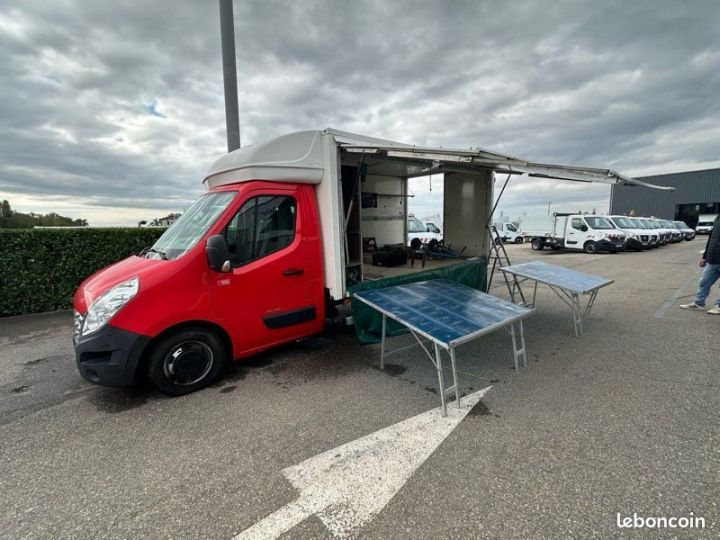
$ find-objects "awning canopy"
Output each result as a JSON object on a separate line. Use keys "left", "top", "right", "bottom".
{"left": 340, "top": 143, "right": 674, "bottom": 191}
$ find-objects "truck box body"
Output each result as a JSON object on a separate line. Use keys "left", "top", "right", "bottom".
{"left": 518, "top": 216, "right": 555, "bottom": 238}
{"left": 204, "top": 129, "right": 494, "bottom": 301}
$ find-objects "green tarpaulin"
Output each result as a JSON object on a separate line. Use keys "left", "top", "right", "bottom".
{"left": 349, "top": 258, "right": 488, "bottom": 344}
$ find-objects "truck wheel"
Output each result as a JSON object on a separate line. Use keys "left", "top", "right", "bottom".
{"left": 428, "top": 239, "right": 439, "bottom": 252}
{"left": 514, "top": 237, "right": 524, "bottom": 244}
{"left": 147, "top": 328, "right": 228, "bottom": 396}
{"left": 584, "top": 241, "right": 598, "bottom": 254}
{"left": 494, "top": 237, "right": 503, "bottom": 245}
{"left": 531, "top": 238, "right": 544, "bottom": 251}
{"left": 410, "top": 238, "right": 422, "bottom": 251}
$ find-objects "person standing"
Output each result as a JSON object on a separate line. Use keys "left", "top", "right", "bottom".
{"left": 680, "top": 215, "right": 720, "bottom": 314}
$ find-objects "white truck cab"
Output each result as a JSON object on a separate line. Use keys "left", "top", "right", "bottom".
{"left": 527, "top": 213, "right": 626, "bottom": 253}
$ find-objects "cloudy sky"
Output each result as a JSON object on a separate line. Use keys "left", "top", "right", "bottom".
{"left": 1, "top": 0, "right": 718, "bottom": 226}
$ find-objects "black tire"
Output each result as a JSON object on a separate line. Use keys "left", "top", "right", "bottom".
{"left": 584, "top": 241, "right": 598, "bottom": 254}
{"left": 410, "top": 238, "right": 422, "bottom": 251}
{"left": 147, "top": 328, "right": 228, "bottom": 396}
{"left": 428, "top": 239, "right": 439, "bottom": 252}
{"left": 494, "top": 237, "right": 503, "bottom": 245}
{"left": 530, "top": 238, "right": 544, "bottom": 251}
{"left": 514, "top": 237, "right": 524, "bottom": 244}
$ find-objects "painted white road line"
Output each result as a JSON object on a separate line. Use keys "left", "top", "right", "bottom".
{"left": 654, "top": 268, "right": 702, "bottom": 319}
{"left": 233, "top": 386, "right": 492, "bottom": 540}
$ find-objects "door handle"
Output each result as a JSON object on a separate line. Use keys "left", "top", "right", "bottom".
{"left": 283, "top": 268, "right": 304, "bottom": 276}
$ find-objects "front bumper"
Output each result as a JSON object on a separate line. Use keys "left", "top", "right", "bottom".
{"left": 626, "top": 238, "right": 643, "bottom": 250}
{"left": 74, "top": 314, "right": 150, "bottom": 387}
{"left": 597, "top": 239, "right": 625, "bottom": 252}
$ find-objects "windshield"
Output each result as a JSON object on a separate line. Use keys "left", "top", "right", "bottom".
{"left": 584, "top": 216, "right": 614, "bottom": 230}
{"left": 426, "top": 222, "right": 441, "bottom": 234}
{"left": 506, "top": 223, "right": 517, "bottom": 232}
{"left": 612, "top": 217, "right": 636, "bottom": 229}
{"left": 629, "top": 218, "right": 646, "bottom": 229}
{"left": 148, "top": 191, "right": 236, "bottom": 260}
{"left": 698, "top": 221, "right": 714, "bottom": 226}
{"left": 408, "top": 217, "right": 427, "bottom": 233}
{"left": 674, "top": 221, "right": 689, "bottom": 228}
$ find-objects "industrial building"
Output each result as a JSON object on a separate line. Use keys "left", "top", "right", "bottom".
{"left": 610, "top": 168, "right": 720, "bottom": 228}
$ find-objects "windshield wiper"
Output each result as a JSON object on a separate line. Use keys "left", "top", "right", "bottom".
{"left": 140, "top": 247, "right": 168, "bottom": 260}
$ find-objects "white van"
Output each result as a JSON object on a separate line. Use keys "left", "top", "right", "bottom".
{"left": 696, "top": 214, "right": 718, "bottom": 234}
{"left": 407, "top": 215, "right": 442, "bottom": 250}
{"left": 606, "top": 215, "right": 651, "bottom": 251}
{"left": 492, "top": 221, "right": 523, "bottom": 243}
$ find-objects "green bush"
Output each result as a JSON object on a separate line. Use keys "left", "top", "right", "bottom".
{"left": 0, "top": 228, "right": 165, "bottom": 316}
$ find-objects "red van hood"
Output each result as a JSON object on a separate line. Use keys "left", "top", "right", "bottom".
{"left": 73, "top": 255, "right": 165, "bottom": 313}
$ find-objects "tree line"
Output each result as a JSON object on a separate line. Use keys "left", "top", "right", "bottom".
{"left": 0, "top": 200, "right": 88, "bottom": 228}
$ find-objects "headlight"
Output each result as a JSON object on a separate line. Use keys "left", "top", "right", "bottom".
{"left": 81, "top": 278, "right": 139, "bottom": 336}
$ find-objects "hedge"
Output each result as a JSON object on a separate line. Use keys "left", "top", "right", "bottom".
{"left": 0, "top": 228, "right": 166, "bottom": 316}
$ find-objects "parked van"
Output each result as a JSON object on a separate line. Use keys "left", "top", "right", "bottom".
{"left": 606, "top": 215, "right": 650, "bottom": 251}
{"left": 696, "top": 214, "right": 718, "bottom": 234}
{"left": 639, "top": 218, "right": 669, "bottom": 246}
{"left": 492, "top": 221, "right": 523, "bottom": 243}
{"left": 661, "top": 219, "right": 682, "bottom": 243}
{"left": 407, "top": 214, "right": 442, "bottom": 250}
{"left": 72, "top": 129, "right": 667, "bottom": 394}
{"left": 526, "top": 213, "right": 626, "bottom": 253}
{"left": 631, "top": 217, "right": 659, "bottom": 248}
{"left": 673, "top": 220, "right": 695, "bottom": 241}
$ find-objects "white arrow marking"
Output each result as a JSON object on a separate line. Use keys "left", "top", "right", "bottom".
{"left": 234, "top": 386, "right": 492, "bottom": 539}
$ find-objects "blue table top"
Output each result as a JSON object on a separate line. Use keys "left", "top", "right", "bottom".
{"left": 353, "top": 279, "right": 534, "bottom": 348}
{"left": 500, "top": 260, "right": 614, "bottom": 294}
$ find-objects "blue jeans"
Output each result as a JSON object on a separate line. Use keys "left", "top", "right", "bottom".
{"left": 695, "top": 263, "right": 720, "bottom": 307}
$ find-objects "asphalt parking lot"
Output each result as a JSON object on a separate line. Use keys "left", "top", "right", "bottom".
{"left": 1, "top": 239, "right": 718, "bottom": 539}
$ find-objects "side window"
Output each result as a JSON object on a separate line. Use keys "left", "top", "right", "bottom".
{"left": 225, "top": 195, "right": 296, "bottom": 266}
{"left": 571, "top": 218, "right": 584, "bottom": 230}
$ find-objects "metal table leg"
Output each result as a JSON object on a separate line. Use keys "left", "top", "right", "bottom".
{"left": 448, "top": 347, "right": 461, "bottom": 408}
{"left": 380, "top": 313, "right": 387, "bottom": 369}
{"left": 584, "top": 290, "right": 599, "bottom": 317}
{"left": 509, "top": 320, "right": 528, "bottom": 369}
{"left": 572, "top": 293, "right": 584, "bottom": 336}
{"left": 434, "top": 342, "right": 448, "bottom": 416}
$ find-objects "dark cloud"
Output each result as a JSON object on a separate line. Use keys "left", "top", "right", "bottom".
{"left": 0, "top": 0, "right": 718, "bottom": 224}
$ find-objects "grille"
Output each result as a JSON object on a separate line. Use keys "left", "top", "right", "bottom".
{"left": 641, "top": 235, "right": 649, "bottom": 241}
{"left": 73, "top": 310, "right": 84, "bottom": 343}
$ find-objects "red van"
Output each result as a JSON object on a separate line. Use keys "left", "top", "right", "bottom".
{"left": 73, "top": 129, "right": 666, "bottom": 394}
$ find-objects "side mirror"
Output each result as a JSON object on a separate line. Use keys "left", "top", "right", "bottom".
{"left": 580, "top": 225, "right": 588, "bottom": 232}
{"left": 206, "top": 235, "right": 231, "bottom": 272}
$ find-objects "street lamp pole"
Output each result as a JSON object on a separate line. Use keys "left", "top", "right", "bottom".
{"left": 219, "top": 0, "right": 240, "bottom": 152}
